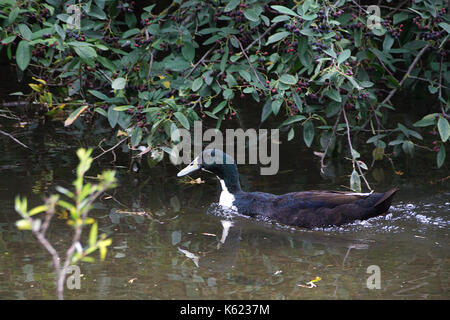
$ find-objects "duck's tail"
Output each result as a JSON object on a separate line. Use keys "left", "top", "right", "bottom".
{"left": 374, "top": 187, "right": 398, "bottom": 214}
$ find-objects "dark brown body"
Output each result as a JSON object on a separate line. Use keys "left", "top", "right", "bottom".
{"left": 233, "top": 188, "right": 398, "bottom": 228}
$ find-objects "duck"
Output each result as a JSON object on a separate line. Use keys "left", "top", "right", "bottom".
{"left": 177, "top": 148, "right": 398, "bottom": 229}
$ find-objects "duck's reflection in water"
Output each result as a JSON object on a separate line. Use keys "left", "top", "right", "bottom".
{"left": 196, "top": 214, "right": 371, "bottom": 273}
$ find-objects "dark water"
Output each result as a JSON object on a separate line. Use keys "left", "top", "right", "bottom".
{"left": 0, "top": 75, "right": 449, "bottom": 299}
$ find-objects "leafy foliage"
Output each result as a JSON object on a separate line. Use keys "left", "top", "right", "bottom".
{"left": 1, "top": 0, "right": 449, "bottom": 190}
{"left": 14, "top": 148, "right": 116, "bottom": 298}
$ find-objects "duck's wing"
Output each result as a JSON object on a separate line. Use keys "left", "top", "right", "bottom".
{"left": 281, "top": 190, "right": 375, "bottom": 207}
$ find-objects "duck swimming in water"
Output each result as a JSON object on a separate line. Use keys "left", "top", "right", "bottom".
{"left": 177, "top": 149, "right": 398, "bottom": 229}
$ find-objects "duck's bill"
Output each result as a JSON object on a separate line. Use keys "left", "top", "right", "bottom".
{"left": 177, "top": 160, "right": 201, "bottom": 177}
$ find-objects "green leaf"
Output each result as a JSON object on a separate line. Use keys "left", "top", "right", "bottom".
{"left": 192, "top": 77, "right": 203, "bottom": 92}
{"left": 224, "top": 0, "right": 240, "bottom": 12}
{"left": 266, "top": 31, "right": 290, "bottom": 45}
{"left": 131, "top": 126, "right": 143, "bottom": 146}
{"left": 271, "top": 5, "right": 299, "bottom": 17}
{"left": 122, "top": 28, "right": 140, "bottom": 39}
{"left": 279, "top": 74, "right": 297, "bottom": 85}
{"left": 350, "top": 169, "right": 361, "bottom": 193}
{"left": 1, "top": 35, "right": 16, "bottom": 45}
{"left": 383, "top": 35, "right": 394, "bottom": 52}
{"left": 271, "top": 99, "right": 283, "bottom": 115}
{"left": 439, "top": 22, "right": 450, "bottom": 34}
{"left": 287, "top": 127, "right": 295, "bottom": 141}
{"left": 16, "top": 40, "right": 31, "bottom": 71}
{"left": 174, "top": 112, "right": 190, "bottom": 130}
{"left": 437, "top": 117, "right": 450, "bottom": 142}
{"left": 324, "top": 88, "right": 342, "bottom": 102}
{"left": 303, "top": 120, "right": 314, "bottom": 147}
{"left": 64, "top": 105, "right": 89, "bottom": 126}
{"left": 402, "top": 140, "right": 414, "bottom": 157}
{"left": 8, "top": 7, "right": 19, "bottom": 24}
{"left": 107, "top": 106, "right": 119, "bottom": 128}
{"left": 413, "top": 113, "right": 438, "bottom": 127}
{"left": 292, "top": 92, "right": 303, "bottom": 113}
{"left": 111, "top": 77, "right": 127, "bottom": 90}
{"left": 18, "top": 24, "right": 32, "bottom": 41}
{"left": 182, "top": 42, "right": 195, "bottom": 62}
{"left": 16, "top": 219, "right": 31, "bottom": 230}
{"left": 243, "top": 8, "right": 259, "bottom": 22}
{"left": 89, "top": 222, "right": 98, "bottom": 247}
{"left": 73, "top": 45, "right": 97, "bottom": 60}
{"left": 278, "top": 115, "right": 306, "bottom": 128}
{"left": 337, "top": 49, "right": 351, "bottom": 64}
{"left": 261, "top": 99, "right": 272, "bottom": 123}
{"left": 436, "top": 145, "right": 446, "bottom": 168}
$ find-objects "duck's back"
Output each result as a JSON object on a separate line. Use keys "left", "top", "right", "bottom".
{"left": 233, "top": 189, "right": 398, "bottom": 228}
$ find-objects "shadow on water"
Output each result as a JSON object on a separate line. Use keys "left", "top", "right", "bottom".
{"left": 0, "top": 63, "right": 448, "bottom": 299}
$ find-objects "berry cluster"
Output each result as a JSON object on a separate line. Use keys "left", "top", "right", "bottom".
{"left": 66, "top": 30, "right": 86, "bottom": 42}
{"left": 117, "top": 1, "right": 135, "bottom": 13}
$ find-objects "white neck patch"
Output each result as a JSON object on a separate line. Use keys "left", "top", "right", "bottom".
{"left": 218, "top": 179, "right": 236, "bottom": 210}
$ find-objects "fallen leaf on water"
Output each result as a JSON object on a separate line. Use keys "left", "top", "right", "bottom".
{"left": 395, "top": 170, "right": 404, "bottom": 176}
{"left": 182, "top": 177, "right": 205, "bottom": 184}
{"left": 297, "top": 276, "right": 322, "bottom": 288}
{"left": 177, "top": 247, "right": 199, "bottom": 267}
{"left": 128, "top": 278, "right": 137, "bottom": 284}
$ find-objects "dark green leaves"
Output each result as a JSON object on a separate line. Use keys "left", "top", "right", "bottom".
{"left": 16, "top": 40, "right": 31, "bottom": 71}
{"left": 266, "top": 31, "right": 290, "bottom": 45}
{"left": 182, "top": 42, "right": 195, "bottom": 62}
{"left": 350, "top": 170, "right": 361, "bottom": 193}
{"left": 279, "top": 74, "right": 297, "bottom": 85}
{"left": 437, "top": 117, "right": 450, "bottom": 142}
{"left": 436, "top": 145, "right": 446, "bottom": 168}
{"left": 303, "top": 121, "right": 314, "bottom": 148}
{"left": 271, "top": 5, "right": 299, "bottom": 17}
{"left": 224, "top": 0, "right": 240, "bottom": 12}
{"left": 174, "top": 112, "right": 190, "bottom": 130}
{"left": 192, "top": 77, "right": 203, "bottom": 92}
{"left": 337, "top": 49, "right": 351, "bottom": 65}
{"left": 324, "top": 88, "right": 341, "bottom": 102}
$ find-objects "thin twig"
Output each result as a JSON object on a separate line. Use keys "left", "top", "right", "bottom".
{"left": 244, "top": 22, "right": 281, "bottom": 52}
{"left": 320, "top": 108, "right": 342, "bottom": 169}
{"left": 342, "top": 107, "right": 372, "bottom": 191}
{"left": 0, "top": 129, "right": 30, "bottom": 149}
{"left": 358, "top": 44, "right": 431, "bottom": 134}
{"left": 234, "top": 36, "right": 267, "bottom": 89}
{"left": 93, "top": 138, "right": 127, "bottom": 160}
{"left": 185, "top": 44, "right": 217, "bottom": 78}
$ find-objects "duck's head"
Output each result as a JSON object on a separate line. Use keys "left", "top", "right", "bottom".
{"left": 177, "top": 149, "right": 241, "bottom": 193}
